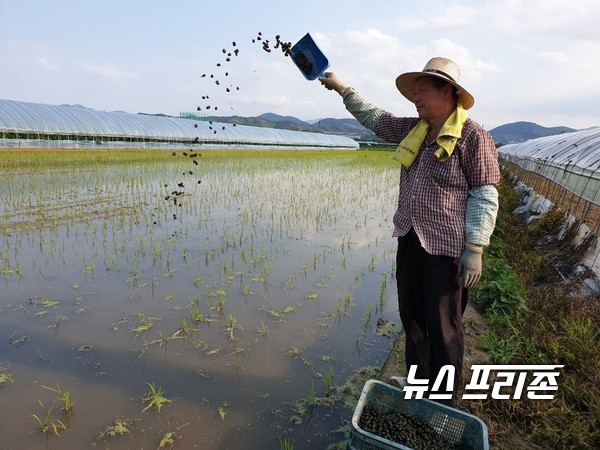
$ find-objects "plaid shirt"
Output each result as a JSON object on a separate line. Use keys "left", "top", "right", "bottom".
{"left": 375, "top": 113, "right": 500, "bottom": 258}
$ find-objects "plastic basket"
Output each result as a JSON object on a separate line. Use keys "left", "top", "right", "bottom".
{"left": 347, "top": 380, "right": 489, "bottom": 450}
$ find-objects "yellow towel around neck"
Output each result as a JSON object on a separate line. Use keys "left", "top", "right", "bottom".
{"left": 393, "top": 105, "right": 468, "bottom": 169}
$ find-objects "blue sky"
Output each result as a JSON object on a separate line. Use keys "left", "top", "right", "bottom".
{"left": 1, "top": 0, "right": 599, "bottom": 129}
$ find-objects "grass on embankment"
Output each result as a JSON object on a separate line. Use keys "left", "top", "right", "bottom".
{"left": 464, "top": 172, "right": 599, "bottom": 449}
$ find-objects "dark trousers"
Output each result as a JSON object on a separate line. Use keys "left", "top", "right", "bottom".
{"left": 396, "top": 231, "right": 468, "bottom": 406}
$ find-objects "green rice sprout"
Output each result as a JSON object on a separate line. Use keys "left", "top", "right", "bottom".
{"left": 96, "top": 418, "right": 139, "bottom": 439}
{"left": 324, "top": 365, "right": 335, "bottom": 397}
{"left": 225, "top": 314, "right": 241, "bottom": 340}
{"left": 32, "top": 400, "right": 67, "bottom": 436}
{"left": 0, "top": 367, "right": 14, "bottom": 386}
{"left": 218, "top": 401, "right": 231, "bottom": 420}
{"left": 141, "top": 382, "right": 172, "bottom": 413}
{"left": 158, "top": 431, "right": 181, "bottom": 449}
{"left": 41, "top": 383, "right": 74, "bottom": 414}
{"left": 279, "top": 436, "right": 295, "bottom": 450}
{"left": 147, "top": 330, "right": 184, "bottom": 357}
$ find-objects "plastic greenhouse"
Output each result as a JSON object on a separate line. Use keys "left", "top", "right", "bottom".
{"left": 0, "top": 99, "right": 359, "bottom": 151}
{"left": 498, "top": 127, "right": 600, "bottom": 279}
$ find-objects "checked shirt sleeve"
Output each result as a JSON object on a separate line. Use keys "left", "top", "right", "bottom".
{"left": 342, "top": 87, "right": 385, "bottom": 131}
{"left": 460, "top": 121, "right": 501, "bottom": 247}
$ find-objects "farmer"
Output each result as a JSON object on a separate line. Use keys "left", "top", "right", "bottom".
{"left": 319, "top": 57, "right": 500, "bottom": 405}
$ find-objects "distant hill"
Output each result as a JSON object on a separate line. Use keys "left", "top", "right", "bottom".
{"left": 489, "top": 121, "right": 575, "bottom": 145}
{"left": 257, "top": 112, "right": 307, "bottom": 125}
{"left": 202, "top": 113, "right": 378, "bottom": 140}
{"left": 176, "top": 112, "right": 577, "bottom": 144}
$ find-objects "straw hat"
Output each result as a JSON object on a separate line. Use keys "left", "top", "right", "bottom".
{"left": 395, "top": 57, "right": 474, "bottom": 110}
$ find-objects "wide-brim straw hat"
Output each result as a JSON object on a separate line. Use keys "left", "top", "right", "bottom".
{"left": 395, "top": 57, "right": 475, "bottom": 110}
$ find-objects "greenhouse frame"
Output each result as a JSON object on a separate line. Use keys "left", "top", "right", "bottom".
{"left": 498, "top": 127, "right": 600, "bottom": 277}
{"left": 0, "top": 99, "right": 359, "bottom": 150}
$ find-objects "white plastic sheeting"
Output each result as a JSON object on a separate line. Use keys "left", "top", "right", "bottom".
{"left": 498, "top": 127, "right": 600, "bottom": 205}
{"left": 0, "top": 99, "right": 359, "bottom": 150}
{"left": 498, "top": 127, "right": 600, "bottom": 281}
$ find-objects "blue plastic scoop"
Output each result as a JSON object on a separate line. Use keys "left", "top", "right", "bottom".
{"left": 290, "top": 33, "right": 330, "bottom": 81}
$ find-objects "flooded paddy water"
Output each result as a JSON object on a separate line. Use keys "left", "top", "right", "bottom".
{"left": 0, "top": 149, "right": 401, "bottom": 449}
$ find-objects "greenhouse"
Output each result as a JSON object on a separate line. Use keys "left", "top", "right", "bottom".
{"left": 0, "top": 99, "right": 359, "bottom": 150}
{"left": 498, "top": 126, "right": 600, "bottom": 278}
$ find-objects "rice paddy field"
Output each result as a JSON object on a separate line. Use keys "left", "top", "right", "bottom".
{"left": 0, "top": 149, "right": 402, "bottom": 450}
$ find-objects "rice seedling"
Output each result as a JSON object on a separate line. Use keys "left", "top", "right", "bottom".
{"left": 141, "top": 382, "right": 172, "bottom": 413}
{"left": 193, "top": 274, "right": 202, "bottom": 287}
{"left": 110, "top": 317, "right": 128, "bottom": 332}
{"left": 147, "top": 329, "right": 184, "bottom": 358}
{"left": 362, "top": 305, "right": 373, "bottom": 330}
{"left": 261, "top": 307, "right": 284, "bottom": 321}
{"left": 130, "top": 313, "right": 159, "bottom": 340}
{"left": 1, "top": 263, "right": 13, "bottom": 278}
{"left": 8, "top": 331, "right": 29, "bottom": 348}
{"left": 284, "top": 346, "right": 302, "bottom": 358}
{"left": 241, "top": 283, "right": 253, "bottom": 297}
{"left": 177, "top": 316, "right": 199, "bottom": 336}
{"left": 334, "top": 291, "right": 353, "bottom": 323}
{"left": 189, "top": 310, "right": 217, "bottom": 324}
{"left": 47, "top": 314, "right": 69, "bottom": 330}
{"left": 96, "top": 418, "right": 139, "bottom": 439}
{"left": 368, "top": 254, "right": 376, "bottom": 272}
{"left": 292, "top": 382, "right": 317, "bottom": 425}
{"left": 227, "top": 354, "right": 244, "bottom": 381}
{"left": 378, "top": 272, "right": 387, "bottom": 313}
{"left": 41, "top": 384, "right": 74, "bottom": 414}
{"left": 207, "top": 288, "right": 228, "bottom": 314}
{"left": 1, "top": 149, "right": 403, "bottom": 448}
{"left": 218, "top": 401, "right": 231, "bottom": 420}
{"left": 158, "top": 430, "right": 181, "bottom": 449}
{"left": 32, "top": 400, "right": 67, "bottom": 436}
{"left": 324, "top": 365, "right": 335, "bottom": 397}
{"left": 33, "top": 346, "right": 53, "bottom": 364}
{"left": 225, "top": 314, "right": 241, "bottom": 340}
{"left": 35, "top": 298, "right": 60, "bottom": 308}
{"left": 344, "top": 291, "right": 352, "bottom": 307}
{"left": 262, "top": 262, "right": 270, "bottom": 283}
{"left": 279, "top": 436, "right": 295, "bottom": 450}
{"left": 134, "top": 338, "right": 151, "bottom": 367}
{"left": 0, "top": 367, "right": 13, "bottom": 386}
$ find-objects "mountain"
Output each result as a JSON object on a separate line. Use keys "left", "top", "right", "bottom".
{"left": 257, "top": 113, "right": 307, "bottom": 125}
{"left": 489, "top": 121, "right": 575, "bottom": 145}
{"left": 177, "top": 112, "right": 577, "bottom": 144}
{"left": 203, "top": 113, "right": 378, "bottom": 140}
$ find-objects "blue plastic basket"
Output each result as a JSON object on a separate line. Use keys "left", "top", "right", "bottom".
{"left": 347, "top": 380, "right": 489, "bottom": 450}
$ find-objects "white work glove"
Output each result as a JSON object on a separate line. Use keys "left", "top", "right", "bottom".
{"left": 457, "top": 243, "right": 483, "bottom": 288}
{"left": 318, "top": 72, "right": 348, "bottom": 95}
